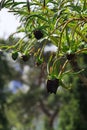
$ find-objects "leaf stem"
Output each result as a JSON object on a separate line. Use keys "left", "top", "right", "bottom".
{"left": 58, "top": 60, "right": 68, "bottom": 78}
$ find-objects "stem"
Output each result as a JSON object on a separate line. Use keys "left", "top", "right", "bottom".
{"left": 39, "top": 99, "right": 51, "bottom": 117}
{"left": 49, "top": 107, "right": 59, "bottom": 129}
{"left": 76, "top": 48, "right": 87, "bottom": 54}
{"left": 58, "top": 60, "right": 68, "bottom": 78}
{"left": 76, "top": 30, "right": 87, "bottom": 42}
{"left": 43, "top": 0, "right": 45, "bottom": 8}
{"left": 39, "top": 39, "right": 47, "bottom": 59}
{"left": 27, "top": 0, "right": 30, "bottom": 12}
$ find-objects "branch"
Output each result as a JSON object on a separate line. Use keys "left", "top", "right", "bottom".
{"left": 49, "top": 107, "right": 59, "bottom": 127}
{"left": 39, "top": 99, "right": 52, "bottom": 117}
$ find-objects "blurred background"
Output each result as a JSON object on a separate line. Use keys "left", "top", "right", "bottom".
{"left": 0, "top": 5, "right": 87, "bottom": 130}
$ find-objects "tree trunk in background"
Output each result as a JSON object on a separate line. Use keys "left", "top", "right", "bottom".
{"left": 75, "top": 54, "right": 87, "bottom": 130}
{"left": 0, "top": 78, "right": 9, "bottom": 130}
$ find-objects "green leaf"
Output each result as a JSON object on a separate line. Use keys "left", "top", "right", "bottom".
{"left": 66, "top": 27, "right": 70, "bottom": 47}
{"left": 67, "top": 4, "right": 82, "bottom": 13}
{"left": 27, "top": 14, "right": 48, "bottom": 22}
{"left": 11, "top": 2, "right": 26, "bottom": 8}
{"left": 50, "top": 35, "right": 59, "bottom": 46}
{"left": 83, "top": 0, "right": 87, "bottom": 11}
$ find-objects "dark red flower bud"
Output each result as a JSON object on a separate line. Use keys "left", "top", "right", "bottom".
{"left": 21, "top": 55, "right": 29, "bottom": 62}
{"left": 46, "top": 78, "right": 59, "bottom": 94}
{"left": 33, "top": 29, "right": 43, "bottom": 40}
{"left": 66, "top": 53, "right": 75, "bottom": 60}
